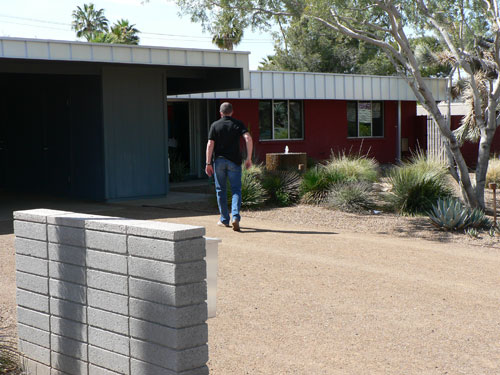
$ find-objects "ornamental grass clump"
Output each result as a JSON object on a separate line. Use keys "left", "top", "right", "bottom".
{"left": 388, "top": 153, "right": 452, "bottom": 215}
{"left": 262, "top": 170, "right": 301, "bottom": 207}
{"left": 300, "top": 152, "right": 379, "bottom": 205}
{"left": 325, "top": 152, "right": 379, "bottom": 183}
{"left": 428, "top": 197, "right": 491, "bottom": 231}
{"left": 486, "top": 157, "right": 500, "bottom": 185}
{"left": 0, "top": 327, "right": 21, "bottom": 375}
{"left": 326, "top": 181, "right": 375, "bottom": 212}
{"left": 300, "top": 165, "right": 348, "bottom": 204}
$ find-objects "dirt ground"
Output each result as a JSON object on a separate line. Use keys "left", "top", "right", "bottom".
{"left": 1, "top": 199, "right": 500, "bottom": 374}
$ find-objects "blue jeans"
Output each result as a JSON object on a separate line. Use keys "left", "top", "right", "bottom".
{"left": 213, "top": 157, "right": 242, "bottom": 224}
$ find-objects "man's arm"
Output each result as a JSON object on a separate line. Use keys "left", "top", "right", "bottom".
{"left": 243, "top": 132, "right": 253, "bottom": 169}
{"left": 205, "top": 140, "right": 215, "bottom": 177}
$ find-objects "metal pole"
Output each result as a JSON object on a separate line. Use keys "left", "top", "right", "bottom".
{"left": 489, "top": 183, "right": 497, "bottom": 227}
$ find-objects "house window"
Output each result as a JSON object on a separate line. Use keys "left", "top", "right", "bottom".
{"left": 259, "top": 100, "right": 304, "bottom": 140}
{"left": 347, "top": 101, "right": 384, "bottom": 138}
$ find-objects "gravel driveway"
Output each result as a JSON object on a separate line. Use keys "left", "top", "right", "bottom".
{"left": 1, "top": 204, "right": 500, "bottom": 374}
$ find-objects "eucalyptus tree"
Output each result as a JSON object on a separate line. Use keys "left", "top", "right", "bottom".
{"left": 174, "top": 0, "right": 500, "bottom": 209}
{"left": 71, "top": 3, "right": 109, "bottom": 41}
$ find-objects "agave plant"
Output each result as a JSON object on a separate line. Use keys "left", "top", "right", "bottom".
{"left": 428, "top": 198, "right": 491, "bottom": 231}
{"left": 262, "top": 170, "right": 301, "bottom": 206}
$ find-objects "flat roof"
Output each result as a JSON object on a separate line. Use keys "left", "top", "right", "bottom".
{"left": 171, "top": 70, "right": 448, "bottom": 101}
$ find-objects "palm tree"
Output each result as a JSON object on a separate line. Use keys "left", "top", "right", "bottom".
{"left": 211, "top": 12, "right": 243, "bottom": 51}
{"left": 72, "top": 3, "right": 109, "bottom": 41}
{"left": 110, "top": 19, "right": 140, "bottom": 45}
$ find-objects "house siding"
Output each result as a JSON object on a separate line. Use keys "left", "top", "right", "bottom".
{"left": 227, "top": 99, "right": 417, "bottom": 164}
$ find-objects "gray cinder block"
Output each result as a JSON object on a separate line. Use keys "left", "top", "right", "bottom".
{"left": 88, "top": 346, "right": 130, "bottom": 375}
{"left": 87, "top": 288, "right": 128, "bottom": 315}
{"left": 86, "top": 250, "right": 127, "bottom": 274}
{"left": 129, "top": 258, "right": 206, "bottom": 285}
{"left": 16, "top": 254, "right": 48, "bottom": 277}
{"left": 17, "top": 307, "right": 50, "bottom": 331}
{"left": 130, "top": 339, "right": 208, "bottom": 372}
{"left": 18, "top": 324, "right": 50, "bottom": 349}
{"left": 131, "top": 360, "right": 209, "bottom": 375}
{"left": 48, "top": 225, "right": 85, "bottom": 247}
{"left": 19, "top": 340, "right": 50, "bottom": 366}
{"left": 86, "top": 230, "right": 126, "bottom": 253}
{"left": 49, "top": 261, "right": 86, "bottom": 285}
{"left": 48, "top": 243, "right": 86, "bottom": 266}
{"left": 129, "top": 299, "right": 207, "bottom": 329}
{"left": 87, "top": 269, "right": 128, "bottom": 295}
{"left": 14, "top": 209, "right": 68, "bottom": 223}
{"left": 130, "top": 319, "right": 207, "bottom": 350}
{"left": 16, "top": 271, "right": 49, "bottom": 295}
{"left": 127, "top": 220, "right": 205, "bottom": 241}
{"left": 50, "top": 316, "right": 87, "bottom": 343}
{"left": 50, "top": 297, "right": 87, "bottom": 324}
{"left": 88, "top": 307, "right": 128, "bottom": 335}
{"left": 89, "top": 364, "right": 124, "bottom": 375}
{"left": 128, "top": 236, "right": 205, "bottom": 262}
{"left": 51, "top": 333, "right": 88, "bottom": 361}
{"left": 15, "top": 237, "right": 48, "bottom": 259}
{"left": 16, "top": 289, "right": 49, "bottom": 313}
{"left": 129, "top": 278, "right": 206, "bottom": 307}
{"left": 49, "top": 279, "right": 87, "bottom": 305}
{"left": 14, "top": 220, "right": 47, "bottom": 241}
{"left": 20, "top": 357, "right": 51, "bottom": 375}
{"left": 51, "top": 351, "right": 88, "bottom": 375}
{"left": 89, "top": 327, "right": 129, "bottom": 356}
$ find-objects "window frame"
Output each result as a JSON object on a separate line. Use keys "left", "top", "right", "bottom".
{"left": 347, "top": 101, "right": 384, "bottom": 139}
{"left": 259, "top": 99, "right": 304, "bottom": 141}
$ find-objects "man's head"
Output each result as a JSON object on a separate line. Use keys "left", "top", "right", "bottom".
{"left": 220, "top": 102, "right": 233, "bottom": 116}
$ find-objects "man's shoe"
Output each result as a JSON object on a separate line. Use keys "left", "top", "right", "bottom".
{"left": 217, "top": 221, "right": 230, "bottom": 227}
{"left": 232, "top": 219, "right": 240, "bottom": 231}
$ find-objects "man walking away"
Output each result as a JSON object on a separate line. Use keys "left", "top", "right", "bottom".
{"left": 205, "top": 102, "right": 253, "bottom": 231}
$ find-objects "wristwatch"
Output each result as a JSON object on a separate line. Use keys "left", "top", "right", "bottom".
{"left": 206, "top": 163, "right": 212, "bottom": 166}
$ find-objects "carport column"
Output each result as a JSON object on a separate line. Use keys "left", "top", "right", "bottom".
{"left": 14, "top": 209, "right": 209, "bottom": 375}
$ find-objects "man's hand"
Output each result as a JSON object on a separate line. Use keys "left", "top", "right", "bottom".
{"left": 205, "top": 164, "right": 214, "bottom": 177}
{"left": 244, "top": 159, "right": 252, "bottom": 170}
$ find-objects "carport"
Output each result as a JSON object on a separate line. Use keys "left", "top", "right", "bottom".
{"left": 0, "top": 37, "right": 249, "bottom": 201}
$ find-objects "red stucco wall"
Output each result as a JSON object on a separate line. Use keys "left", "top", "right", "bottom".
{"left": 228, "top": 99, "right": 418, "bottom": 164}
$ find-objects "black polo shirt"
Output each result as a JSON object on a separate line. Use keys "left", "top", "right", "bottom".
{"left": 208, "top": 116, "right": 248, "bottom": 165}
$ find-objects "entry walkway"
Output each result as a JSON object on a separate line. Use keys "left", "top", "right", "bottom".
{"left": 1, "top": 203, "right": 500, "bottom": 374}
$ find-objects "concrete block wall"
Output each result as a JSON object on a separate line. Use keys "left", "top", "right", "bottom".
{"left": 14, "top": 209, "right": 209, "bottom": 375}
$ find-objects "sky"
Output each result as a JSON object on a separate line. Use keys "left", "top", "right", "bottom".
{"left": 0, "top": 0, "right": 276, "bottom": 69}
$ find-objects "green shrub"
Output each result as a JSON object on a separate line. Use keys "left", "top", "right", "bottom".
{"left": 300, "top": 166, "right": 348, "bottom": 204}
{"left": 428, "top": 197, "right": 491, "bottom": 231}
{"left": 327, "top": 182, "right": 374, "bottom": 212}
{"left": 325, "top": 152, "right": 379, "bottom": 183}
{"left": 262, "top": 170, "right": 301, "bottom": 206}
{"left": 388, "top": 154, "right": 452, "bottom": 215}
{"left": 486, "top": 158, "right": 500, "bottom": 185}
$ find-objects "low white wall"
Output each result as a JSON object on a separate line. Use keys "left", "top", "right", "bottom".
{"left": 14, "top": 209, "right": 209, "bottom": 375}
